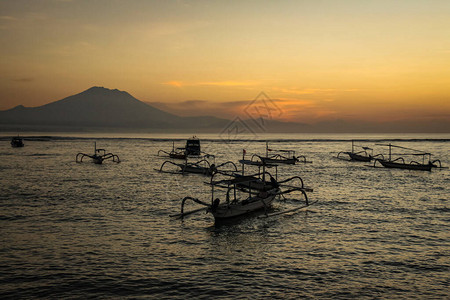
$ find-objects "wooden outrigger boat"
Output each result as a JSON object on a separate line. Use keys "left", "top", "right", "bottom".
{"left": 377, "top": 159, "right": 433, "bottom": 171}
{"left": 171, "top": 150, "right": 314, "bottom": 222}
{"left": 11, "top": 135, "right": 24, "bottom": 147}
{"left": 158, "top": 157, "right": 237, "bottom": 176}
{"left": 158, "top": 141, "right": 187, "bottom": 159}
{"left": 76, "top": 142, "right": 120, "bottom": 164}
{"left": 254, "top": 142, "right": 310, "bottom": 165}
{"left": 158, "top": 136, "right": 208, "bottom": 160}
{"left": 373, "top": 144, "right": 442, "bottom": 171}
{"left": 228, "top": 150, "right": 313, "bottom": 193}
{"left": 337, "top": 140, "right": 378, "bottom": 162}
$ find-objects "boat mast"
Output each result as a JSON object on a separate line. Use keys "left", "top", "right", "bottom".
{"left": 242, "top": 149, "right": 245, "bottom": 175}
{"left": 388, "top": 143, "right": 391, "bottom": 161}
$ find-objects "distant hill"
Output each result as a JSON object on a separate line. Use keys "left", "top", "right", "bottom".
{"left": 0, "top": 87, "right": 229, "bottom": 130}
{"left": 1, "top": 87, "right": 448, "bottom": 133}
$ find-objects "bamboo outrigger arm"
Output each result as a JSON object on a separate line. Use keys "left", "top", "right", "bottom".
{"left": 157, "top": 149, "right": 172, "bottom": 156}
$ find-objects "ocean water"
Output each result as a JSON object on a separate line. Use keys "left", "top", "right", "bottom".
{"left": 0, "top": 133, "right": 448, "bottom": 299}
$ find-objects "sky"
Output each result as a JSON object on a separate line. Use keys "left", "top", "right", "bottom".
{"left": 1, "top": 0, "right": 450, "bottom": 126}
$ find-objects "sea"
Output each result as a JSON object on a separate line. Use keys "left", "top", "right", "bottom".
{"left": 0, "top": 132, "right": 448, "bottom": 299}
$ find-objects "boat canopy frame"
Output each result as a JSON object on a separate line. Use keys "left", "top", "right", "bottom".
{"left": 372, "top": 143, "right": 443, "bottom": 170}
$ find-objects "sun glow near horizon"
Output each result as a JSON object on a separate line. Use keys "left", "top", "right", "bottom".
{"left": 0, "top": 0, "right": 449, "bottom": 128}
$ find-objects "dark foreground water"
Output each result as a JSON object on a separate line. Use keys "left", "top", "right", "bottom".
{"left": 0, "top": 133, "right": 449, "bottom": 299}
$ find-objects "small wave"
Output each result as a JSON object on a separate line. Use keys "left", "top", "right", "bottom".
{"left": 26, "top": 153, "right": 60, "bottom": 157}
{"left": 429, "top": 206, "right": 450, "bottom": 213}
{"left": 0, "top": 215, "right": 28, "bottom": 221}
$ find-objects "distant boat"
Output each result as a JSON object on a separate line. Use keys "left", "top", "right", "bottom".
{"left": 377, "top": 159, "right": 433, "bottom": 171}
{"left": 254, "top": 142, "right": 310, "bottom": 165}
{"left": 76, "top": 142, "right": 120, "bottom": 164}
{"left": 11, "top": 136, "right": 24, "bottom": 147}
{"left": 337, "top": 140, "right": 375, "bottom": 162}
{"left": 373, "top": 143, "right": 442, "bottom": 171}
{"left": 158, "top": 136, "right": 209, "bottom": 159}
{"left": 185, "top": 136, "right": 201, "bottom": 156}
{"left": 158, "top": 157, "right": 237, "bottom": 176}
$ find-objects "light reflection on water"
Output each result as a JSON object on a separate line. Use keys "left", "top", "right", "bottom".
{"left": 0, "top": 134, "right": 448, "bottom": 298}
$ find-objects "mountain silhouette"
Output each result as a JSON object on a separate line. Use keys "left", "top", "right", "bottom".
{"left": 2, "top": 87, "right": 446, "bottom": 133}
{"left": 0, "top": 87, "right": 228, "bottom": 130}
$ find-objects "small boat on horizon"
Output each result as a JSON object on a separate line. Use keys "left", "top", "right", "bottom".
{"left": 11, "top": 136, "right": 24, "bottom": 147}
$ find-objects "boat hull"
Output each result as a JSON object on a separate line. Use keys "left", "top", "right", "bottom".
{"left": 212, "top": 189, "right": 279, "bottom": 219}
{"left": 170, "top": 153, "right": 186, "bottom": 159}
{"left": 379, "top": 160, "right": 432, "bottom": 171}
{"left": 11, "top": 139, "right": 24, "bottom": 147}
{"left": 181, "top": 165, "right": 212, "bottom": 175}
{"left": 261, "top": 157, "right": 296, "bottom": 165}
{"left": 348, "top": 152, "right": 371, "bottom": 162}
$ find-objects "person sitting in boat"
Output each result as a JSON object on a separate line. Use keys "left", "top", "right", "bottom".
{"left": 208, "top": 164, "right": 217, "bottom": 175}
{"left": 211, "top": 198, "right": 220, "bottom": 213}
{"left": 270, "top": 176, "right": 279, "bottom": 188}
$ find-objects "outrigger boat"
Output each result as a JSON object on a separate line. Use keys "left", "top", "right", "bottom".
{"left": 158, "top": 136, "right": 206, "bottom": 160}
{"left": 158, "top": 157, "right": 237, "bottom": 176}
{"left": 232, "top": 151, "right": 312, "bottom": 192}
{"left": 253, "top": 142, "right": 310, "bottom": 165}
{"left": 76, "top": 142, "right": 120, "bottom": 164}
{"left": 373, "top": 144, "right": 442, "bottom": 171}
{"left": 171, "top": 150, "right": 314, "bottom": 222}
{"left": 337, "top": 140, "right": 381, "bottom": 162}
{"left": 11, "top": 135, "right": 24, "bottom": 147}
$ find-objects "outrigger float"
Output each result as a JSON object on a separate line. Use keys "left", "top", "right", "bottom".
{"left": 372, "top": 144, "right": 443, "bottom": 171}
{"left": 337, "top": 140, "right": 383, "bottom": 162}
{"left": 253, "top": 142, "right": 311, "bottom": 165}
{"left": 158, "top": 136, "right": 207, "bottom": 160}
{"left": 171, "top": 150, "right": 314, "bottom": 222}
{"left": 76, "top": 142, "right": 120, "bottom": 164}
{"left": 11, "top": 135, "right": 24, "bottom": 147}
{"left": 158, "top": 157, "right": 238, "bottom": 176}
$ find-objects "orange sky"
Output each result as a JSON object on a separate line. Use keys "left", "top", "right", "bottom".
{"left": 1, "top": 0, "right": 449, "bottom": 126}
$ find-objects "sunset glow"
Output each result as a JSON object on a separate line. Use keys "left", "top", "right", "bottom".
{"left": 1, "top": 0, "right": 449, "bottom": 128}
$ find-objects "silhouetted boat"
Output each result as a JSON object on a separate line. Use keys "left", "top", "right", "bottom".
{"left": 254, "top": 142, "right": 310, "bottom": 165}
{"left": 76, "top": 142, "right": 120, "bottom": 164}
{"left": 11, "top": 136, "right": 24, "bottom": 147}
{"left": 158, "top": 158, "right": 237, "bottom": 176}
{"left": 171, "top": 150, "right": 314, "bottom": 222}
{"left": 373, "top": 144, "right": 441, "bottom": 171}
{"left": 337, "top": 140, "right": 373, "bottom": 162}
{"left": 185, "top": 136, "right": 201, "bottom": 156}
{"left": 158, "top": 136, "right": 207, "bottom": 160}
{"left": 377, "top": 159, "right": 433, "bottom": 171}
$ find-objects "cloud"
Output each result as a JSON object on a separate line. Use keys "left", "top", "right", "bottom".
{"left": 147, "top": 99, "right": 250, "bottom": 118}
{"left": 162, "top": 80, "right": 260, "bottom": 88}
{"left": 272, "top": 87, "right": 359, "bottom": 96}
{"left": 11, "top": 77, "right": 34, "bottom": 83}
{"left": 0, "top": 16, "right": 18, "bottom": 21}
{"left": 199, "top": 81, "right": 259, "bottom": 87}
{"left": 163, "top": 81, "right": 184, "bottom": 88}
